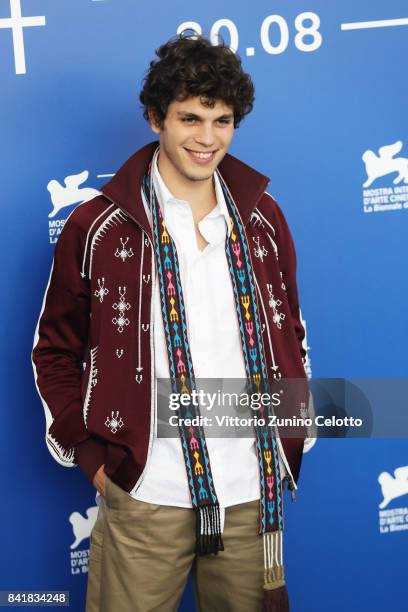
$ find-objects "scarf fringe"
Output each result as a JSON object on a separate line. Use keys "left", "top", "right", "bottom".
{"left": 195, "top": 504, "right": 224, "bottom": 556}
{"left": 263, "top": 530, "right": 283, "bottom": 573}
{"left": 262, "top": 531, "right": 289, "bottom": 610}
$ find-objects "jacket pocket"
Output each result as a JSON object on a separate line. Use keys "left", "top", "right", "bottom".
{"left": 83, "top": 346, "right": 98, "bottom": 428}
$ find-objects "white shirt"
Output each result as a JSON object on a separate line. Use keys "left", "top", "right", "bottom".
{"left": 132, "top": 151, "right": 261, "bottom": 510}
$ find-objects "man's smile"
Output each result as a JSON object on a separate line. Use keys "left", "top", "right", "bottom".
{"left": 184, "top": 148, "right": 218, "bottom": 164}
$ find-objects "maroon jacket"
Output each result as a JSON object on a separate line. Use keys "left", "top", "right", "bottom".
{"left": 32, "top": 141, "right": 307, "bottom": 495}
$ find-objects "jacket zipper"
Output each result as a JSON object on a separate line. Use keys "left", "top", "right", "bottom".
{"left": 100, "top": 194, "right": 156, "bottom": 495}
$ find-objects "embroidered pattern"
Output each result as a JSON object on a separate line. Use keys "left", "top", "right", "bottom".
{"left": 300, "top": 402, "right": 309, "bottom": 419}
{"left": 252, "top": 236, "right": 268, "bottom": 261}
{"left": 266, "top": 283, "right": 286, "bottom": 329}
{"left": 116, "top": 349, "right": 124, "bottom": 358}
{"left": 253, "top": 275, "right": 281, "bottom": 379}
{"left": 94, "top": 277, "right": 109, "bottom": 303}
{"left": 115, "top": 237, "right": 134, "bottom": 262}
{"left": 266, "top": 231, "right": 278, "bottom": 259}
{"left": 112, "top": 286, "right": 131, "bottom": 333}
{"left": 256, "top": 205, "right": 279, "bottom": 260}
{"left": 88, "top": 208, "right": 127, "bottom": 279}
{"left": 250, "top": 209, "right": 265, "bottom": 228}
{"left": 47, "top": 434, "right": 75, "bottom": 465}
{"left": 83, "top": 347, "right": 98, "bottom": 426}
{"left": 105, "top": 410, "right": 124, "bottom": 434}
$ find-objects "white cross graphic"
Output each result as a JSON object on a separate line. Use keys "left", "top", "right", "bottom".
{"left": 0, "top": 0, "right": 46, "bottom": 75}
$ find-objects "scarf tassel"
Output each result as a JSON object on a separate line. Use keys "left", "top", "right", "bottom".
{"left": 262, "top": 586, "right": 290, "bottom": 612}
{"left": 195, "top": 504, "right": 225, "bottom": 556}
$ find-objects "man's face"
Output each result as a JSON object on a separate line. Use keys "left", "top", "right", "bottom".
{"left": 149, "top": 97, "right": 235, "bottom": 183}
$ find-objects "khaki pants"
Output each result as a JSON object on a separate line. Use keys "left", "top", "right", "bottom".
{"left": 86, "top": 475, "right": 264, "bottom": 612}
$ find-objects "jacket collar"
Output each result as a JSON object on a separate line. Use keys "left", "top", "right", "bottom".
{"left": 101, "top": 140, "right": 269, "bottom": 236}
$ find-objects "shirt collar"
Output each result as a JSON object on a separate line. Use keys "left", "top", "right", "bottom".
{"left": 151, "top": 148, "right": 231, "bottom": 237}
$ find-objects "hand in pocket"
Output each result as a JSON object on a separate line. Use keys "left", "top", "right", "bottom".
{"left": 93, "top": 463, "right": 107, "bottom": 497}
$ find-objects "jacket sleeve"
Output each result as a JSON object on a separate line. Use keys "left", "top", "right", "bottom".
{"left": 270, "top": 198, "right": 307, "bottom": 364}
{"left": 31, "top": 209, "right": 106, "bottom": 484}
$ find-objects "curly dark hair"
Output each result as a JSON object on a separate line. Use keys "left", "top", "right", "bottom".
{"left": 140, "top": 33, "right": 255, "bottom": 128}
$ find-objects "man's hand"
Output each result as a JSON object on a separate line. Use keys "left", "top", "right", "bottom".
{"left": 93, "top": 463, "right": 106, "bottom": 497}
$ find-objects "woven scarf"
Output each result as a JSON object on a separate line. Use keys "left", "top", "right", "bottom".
{"left": 142, "top": 150, "right": 289, "bottom": 611}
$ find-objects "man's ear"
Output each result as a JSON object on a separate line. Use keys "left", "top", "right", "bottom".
{"left": 148, "top": 110, "right": 161, "bottom": 134}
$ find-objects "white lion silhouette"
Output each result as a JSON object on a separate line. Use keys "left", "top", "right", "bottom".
{"left": 69, "top": 506, "right": 99, "bottom": 549}
{"left": 378, "top": 466, "right": 408, "bottom": 509}
{"left": 362, "top": 141, "right": 408, "bottom": 188}
{"left": 47, "top": 170, "right": 100, "bottom": 218}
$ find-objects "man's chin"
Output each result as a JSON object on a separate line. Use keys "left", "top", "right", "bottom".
{"left": 184, "top": 171, "right": 214, "bottom": 182}
{"left": 180, "top": 161, "right": 216, "bottom": 182}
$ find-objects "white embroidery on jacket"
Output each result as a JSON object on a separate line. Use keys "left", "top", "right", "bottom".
{"left": 116, "top": 349, "right": 124, "bottom": 358}
{"left": 115, "top": 236, "right": 134, "bottom": 262}
{"left": 83, "top": 346, "right": 98, "bottom": 427}
{"left": 265, "top": 231, "right": 278, "bottom": 260}
{"left": 250, "top": 210, "right": 265, "bottom": 228}
{"left": 112, "top": 286, "right": 131, "bottom": 333}
{"left": 253, "top": 275, "right": 281, "bottom": 379}
{"left": 252, "top": 236, "right": 268, "bottom": 262}
{"left": 256, "top": 202, "right": 279, "bottom": 260}
{"left": 105, "top": 410, "right": 124, "bottom": 434}
{"left": 266, "top": 283, "right": 286, "bottom": 330}
{"left": 88, "top": 208, "right": 128, "bottom": 279}
{"left": 47, "top": 435, "right": 75, "bottom": 465}
{"left": 94, "top": 277, "right": 109, "bottom": 303}
{"left": 81, "top": 203, "right": 115, "bottom": 278}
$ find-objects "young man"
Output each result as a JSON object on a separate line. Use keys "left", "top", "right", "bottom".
{"left": 32, "top": 34, "right": 308, "bottom": 612}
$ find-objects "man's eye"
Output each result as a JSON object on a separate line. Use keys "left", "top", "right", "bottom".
{"left": 182, "top": 117, "right": 197, "bottom": 124}
{"left": 217, "top": 119, "right": 231, "bottom": 125}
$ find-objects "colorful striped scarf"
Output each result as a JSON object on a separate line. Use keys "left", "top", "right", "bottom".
{"left": 142, "top": 149, "right": 289, "bottom": 610}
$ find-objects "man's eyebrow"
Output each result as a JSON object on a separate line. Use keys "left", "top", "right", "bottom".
{"left": 177, "top": 111, "right": 201, "bottom": 119}
{"left": 216, "top": 113, "right": 234, "bottom": 120}
{"left": 177, "top": 111, "right": 234, "bottom": 121}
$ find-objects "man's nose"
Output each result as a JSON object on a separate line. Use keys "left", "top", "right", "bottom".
{"left": 194, "top": 123, "right": 215, "bottom": 147}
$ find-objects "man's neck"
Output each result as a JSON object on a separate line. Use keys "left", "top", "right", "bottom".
{"left": 157, "top": 152, "right": 217, "bottom": 223}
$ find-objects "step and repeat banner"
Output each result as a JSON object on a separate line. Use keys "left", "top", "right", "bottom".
{"left": 1, "top": 0, "right": 407, "bottom": 610}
